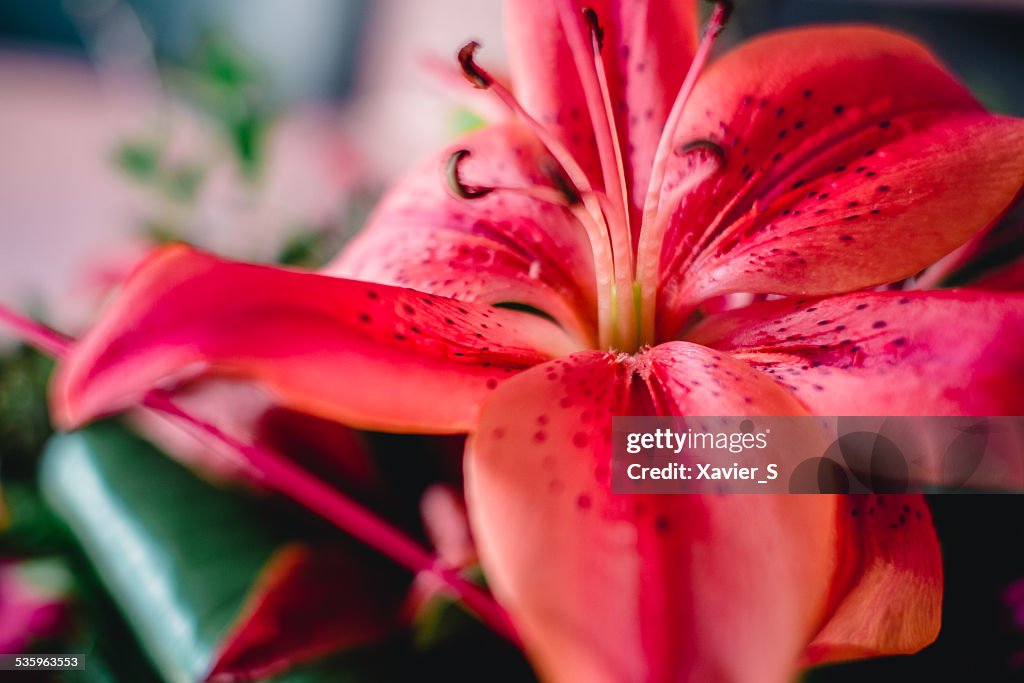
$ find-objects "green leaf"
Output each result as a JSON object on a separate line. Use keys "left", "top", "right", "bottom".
{"left": 173, "top": 31, "right": 275, "bottom": 179}
{"left": 230, "top": 115, "right": 267, "bottom": 179}
{"left": 39, "top": 422, "right": 401, "bottom": 682}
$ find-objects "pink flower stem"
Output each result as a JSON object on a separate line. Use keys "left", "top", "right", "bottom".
{"left": 143, "top": 390, "right": 521, "bottom": 644}
{"left": 0, "top": 301, "right": 522, "bottom": 646}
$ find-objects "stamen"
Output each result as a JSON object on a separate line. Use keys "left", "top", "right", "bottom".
{"left": 582, "top": 8, "right": 604, "bottom": 50}
{"left": 457, "top": 40, "right": 619, "bottom": 348}
{"left": 635, "top": 140, "right": 725, "bottom": 343}
{"left": 707, "top": 0, "right": 734, "bottom": 35}
{"left": 583, "top": 6, "right": 634, "bottom": 261}
{"left": 556, "top": 3, "right": 624, "bottom": 214}
{"left": 0, "top": 302, "right": 521, "bottom": 645}
{"left": 643, "top": 0, "right": 730, "bottom": 226}
{"left": 557, "top": 2, "right": 636, "bottom": 349}
{"left": 446, "top": 149, "right": 581, "bottom": 206}
{"left": 455, "top": 41, "right": 599, "bottom": 202}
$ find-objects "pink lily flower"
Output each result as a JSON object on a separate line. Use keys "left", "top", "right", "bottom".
{"left": 36, "top": 0, "right": 1024, "bottom": 681}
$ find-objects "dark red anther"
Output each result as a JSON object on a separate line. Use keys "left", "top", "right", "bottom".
{"left": 540, "top": 160, "right": 583, "bottom": 206}
{"left": 706, "top": 0, "right": 733, "bottom": 25}
{"left": 446, "top": 149, "right": 495, "bottom": 199}
{"left": 676, "top": 139, "right": 727, "bottom": 167}
{"left": 582, "top": 8, "right": 604, "bottom": 51}
{"left": 703, "top": 0, "right": 733, "bottom": 37}
{"left": 458, "top": 41, "right": 491, "bottom": 89}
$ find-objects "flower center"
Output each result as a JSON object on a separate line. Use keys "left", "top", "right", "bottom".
{"left": 452, "top": 1, "right": 731, "bottom": 353}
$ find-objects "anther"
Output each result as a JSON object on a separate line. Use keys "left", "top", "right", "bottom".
{"left": 704, "top": 0, "right": 734, "bottom": 35}
{"left": 582, "top": 8, "right": 604, "bottom": 51}
{"left": 676, "top": 139, "right": 727, "bottom": 166}
{"left": 458, "top": 41, "right": 492, "bottom": 89}
{"left": 446, "top": 149, "right": 494, "bottom": 199}
{"left": 541, "top": 159, "right": 583, "bottom": 206}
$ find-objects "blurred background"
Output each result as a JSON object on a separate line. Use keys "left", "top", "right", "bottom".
{"left": 0, "top": 0, "right": 507, "bottom": 334}
{"left": 2, "top": 1, "right": 1024, "bottom": 681}
{"left": 3, "top": 0, "right": 1024, "bottom": 325}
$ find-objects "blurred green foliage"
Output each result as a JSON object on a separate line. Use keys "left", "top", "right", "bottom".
{"left": 0, "top": 346, "right": 53, "bottom": 472}
{"left": 174, "top": 31, "right": 275, "bottom": 181}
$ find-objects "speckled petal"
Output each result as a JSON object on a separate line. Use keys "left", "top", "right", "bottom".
{"left": 53, "top": 245, "right": 580, "bottom": 433}
{"left": 466, "top": 344, "right": 838, "bottom": 683}
{"left": 689, "top": 290, "right": 1024, "bottom": 415}
{"left": 328, "top": 124, "right": 597, "bottom": 344}
{"left": 656, "top": 27, "right": 1024, "bottom": 337}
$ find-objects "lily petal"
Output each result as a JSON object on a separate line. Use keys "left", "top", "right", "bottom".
{"left": 802, "top": 495, "right": 941, "bottom": 667}
{"left": 466, "top": 344, "right": 839, "bottom": 683}
{"left": 689, "top": 290, "right": 1024, "bottom": 415}
{"left": 328, "top": 123, "right": 597, "bottom": 344}
{"left": 657, "top": 27, "right": 1024, "bottom": 336}
{"left": 505, "top": 0, "right": 699, "bottom": 202}
{"left": 53, "top": 245, "right": 581, "bottom": 433}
